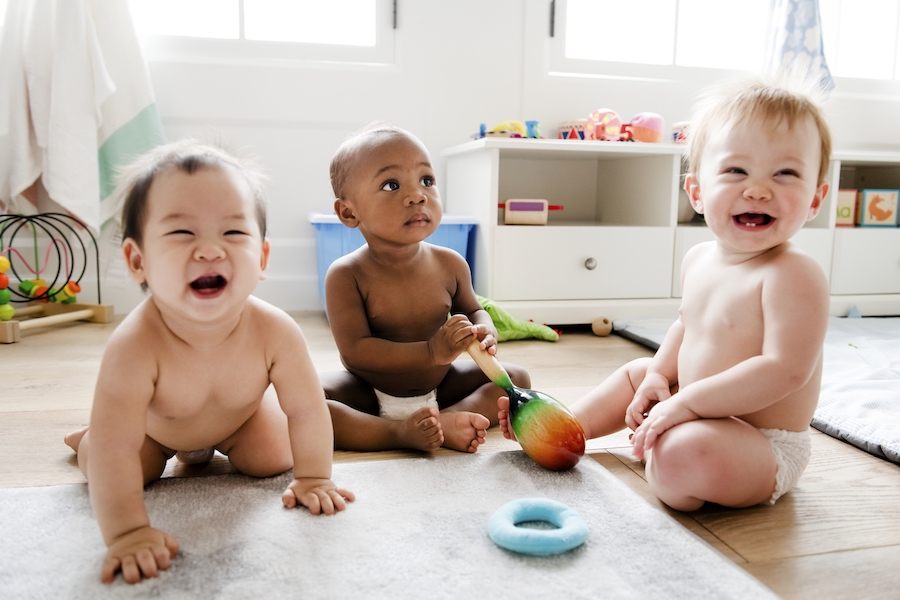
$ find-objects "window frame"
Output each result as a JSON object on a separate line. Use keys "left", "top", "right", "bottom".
{"left": 548, "top": 0, "right": 900, "bottom": 98}
{"left": 132, "top": 0, "right": 396, "bottom": 67}
{"left": 547, "top": 0, "right": 761, "bottom": 86}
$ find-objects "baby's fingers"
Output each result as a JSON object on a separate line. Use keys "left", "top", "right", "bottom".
{"left": 281, "top": 487, "right": 299, "bottom": 509}
{"left": 120, "top": 555, "right": 141, "bottom": 584}
{"left": 101, "top": 556, "right": 121, "bottom": 584}
{"left": 135, "top": 548, "right": 160, "bottom": 580}
{"left": 630, "top": 428, "right": 647, "bottom": 461}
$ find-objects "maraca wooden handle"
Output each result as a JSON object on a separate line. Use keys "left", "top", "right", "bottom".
{"left": 466, "top": 340, "right": 510, "bottom": 384}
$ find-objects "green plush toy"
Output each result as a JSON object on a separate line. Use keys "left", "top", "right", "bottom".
{"left": 478, "top": 295, "right": 559, "bottom": 342}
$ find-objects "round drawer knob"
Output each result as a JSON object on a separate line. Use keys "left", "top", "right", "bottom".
{"left": 584, "top": 258, "right": 597, "bottom": 270}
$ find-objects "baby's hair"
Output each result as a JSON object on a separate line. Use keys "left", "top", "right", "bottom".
{"left": 329, "top": 121, "right": 413, "bottom": 200}
{"left": 118, "top": 138, "right": 268, "bottom": 248}
{"left": 686, "top": 74, "right": 833, "bottom": 184}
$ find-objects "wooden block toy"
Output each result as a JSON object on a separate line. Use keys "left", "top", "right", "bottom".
{"left": 500, "top": 200, "right": 563, "bottom": 225}
{"left": 855, "top": 189, "right": 899, "bottom": 227}
{"left": 557, "top": 120, "right": 587, "bottom": 140}
{"left": 835, "top": 189, "right": 857, "bottom": 227}
{"left": 0, "top": 302, "right": 115, "bottom": 344}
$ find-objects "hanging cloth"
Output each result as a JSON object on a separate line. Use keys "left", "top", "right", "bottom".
{"left": 766, "top": 0, "right": 836, "bottom": 94}
{"left": 0, "top": 0, "right": 165, "bottom": 232}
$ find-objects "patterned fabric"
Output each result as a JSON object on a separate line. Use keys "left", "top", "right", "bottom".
{"left": 766, "top": 0, "right": 835, "bottom": 92}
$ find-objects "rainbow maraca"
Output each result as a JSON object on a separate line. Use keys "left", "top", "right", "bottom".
{"left": 467, "top": 341, "right": 585, "bottom": 471}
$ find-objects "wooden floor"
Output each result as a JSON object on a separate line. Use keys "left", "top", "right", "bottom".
{"left": 2, "top": 311, "right": 899, "bottom": 599}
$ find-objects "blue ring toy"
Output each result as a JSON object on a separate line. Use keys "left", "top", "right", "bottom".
{"left": 488, "top": 498, "right": 588, "bottom": 556}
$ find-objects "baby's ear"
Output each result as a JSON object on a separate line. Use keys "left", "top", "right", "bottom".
{"left": 334, "top": 198, "right": 360, "bottom": 228}
{"left": 122, "top": 238, "right": 147, "bottom": 285}
{"left": 684, "top": 174, "right": 703, "bottom": 214}
{"left": 259, "top": 238, "right": 271, "bottom": 280}
{"left": 807, "top": 181, "right": 829, "bottom": 221}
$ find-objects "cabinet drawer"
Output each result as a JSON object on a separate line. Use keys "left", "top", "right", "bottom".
{"left": 493, "top": 226, "right": 674, "bottom": 301}
{"left": 832, "top": 228, "right": 900, "bottom": 295}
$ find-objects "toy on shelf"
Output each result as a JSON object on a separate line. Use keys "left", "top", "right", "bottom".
{"left": 475, "top": 120, "right": 541, "bottom": 140}
{"left": 585, "top": 109, "right": 622, "bottom": 141}
{"left": 625, "top": 112, "right": 665, "bottom": 143}
{"left": 557, "top": 120, "right": 587, "bottom": 140}
{"left": 0, "top": 213, "right": 114, "bottom": 343}
{"left": 855, "top": 189, "right": 899, "bottom": 227}
{"left": 575, "top": 110, "right": 667, "bottom": 143}
{"left": 836, "top": 189, "right": 857, "bottom": 227}
{"left": 672, "top": 121, "right": 689, "bottom": 144}
{"left": 466, "top": 340, "right": 585, "bottom": 471}
{"left": 498, "top": 200, "right": 563, "bottom": 225}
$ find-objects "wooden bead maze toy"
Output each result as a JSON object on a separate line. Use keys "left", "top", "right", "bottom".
{"left": 0, "top": 213, "right": 113, "bottom": 343}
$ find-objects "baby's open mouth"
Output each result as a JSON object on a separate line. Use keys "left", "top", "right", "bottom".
{"left": 190, "top": 274, "right": 227, "bottom": 294}
{"left": 734, "top": 213, "right": 773, "bottom": 227}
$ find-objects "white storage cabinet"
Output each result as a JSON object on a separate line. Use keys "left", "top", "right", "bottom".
{"left": 442, "top": 139, "right": 900, "bottom": 325}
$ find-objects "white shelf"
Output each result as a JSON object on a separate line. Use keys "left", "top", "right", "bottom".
{"left": 442, "top": 140, "right": 900, "bottom": 324}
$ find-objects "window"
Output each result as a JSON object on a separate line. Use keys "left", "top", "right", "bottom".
{"left": 552, "top": 0, "right": 769, "bottom": 81}
{"left": 819, "top": 0, "right": 900, "bottom": 80}
{"left": 553, "top": 0, "right": 900, "bottom": 84}
{"left": 128, "top": 0, "right": 394, "bottom": 66}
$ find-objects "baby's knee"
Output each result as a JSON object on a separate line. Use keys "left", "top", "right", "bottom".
{"left": 650, "top": 425, "right": 715, "bottom": 485}
{"left": 505, "top": 363, "right": 531, "bottom": 389}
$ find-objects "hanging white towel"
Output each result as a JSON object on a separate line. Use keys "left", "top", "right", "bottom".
{"left": 0, "top": 0, "right": 165, "bottom": 232}
{"left": 766, "top": 0, "right": 835, "bottom": 93}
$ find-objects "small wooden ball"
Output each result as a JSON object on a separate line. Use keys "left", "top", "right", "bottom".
{"left": 591, "top": 317, "right": 612, "bottom": 337}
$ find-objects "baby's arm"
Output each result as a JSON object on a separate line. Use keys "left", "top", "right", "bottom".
{"left": 268, "top": 311, "right": 354, "bottom": 513}
{"left": 451, "top": 254, "right": 500, "bottom": 355}
{"left": 87, "top": 335, "right": 179, "bottom": 584}
{"left": 632, "top": 253, "right": 830, "bottom": 457}
{"left": 625, "top": 317, "right": 682, "bottom": 431}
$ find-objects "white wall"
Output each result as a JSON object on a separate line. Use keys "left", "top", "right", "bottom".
{"left": 102, "top": 0, "right": 900, "bottom": 314}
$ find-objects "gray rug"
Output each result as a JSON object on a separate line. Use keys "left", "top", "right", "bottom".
{"left": 0, "top": 452, "right": 776, "bottom": 599}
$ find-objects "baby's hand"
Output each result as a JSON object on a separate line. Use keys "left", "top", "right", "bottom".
{"left": 630, "top": 397, "right": 699, "bottom": 461}
{"left": 282, "top": 477, "right": 355, "bottom": 515}
{"left": 428, "top": 314, "right": 477, "bottom": 365}
{"left": 625, "top": 372, "right": 672, "bottom": 431}
{"left": 497, "top": 395, "right": 517, "bottom": 441}
{"left": 101, "top": 526, "right": 179, "bottom": 585}
{"left": 471, "top": 323, "right": 498, "bottom": 356}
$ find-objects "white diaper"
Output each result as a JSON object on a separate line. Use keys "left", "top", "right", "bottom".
{"left": 759, "top": 427, "right": 811, "bottom": 505}
{"left": 374, "top": 389, "right": 439, "bottom": 421}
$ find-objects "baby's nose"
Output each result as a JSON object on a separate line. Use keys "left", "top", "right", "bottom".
{"left": 194, "top": 241, "right": 225, "bottom": 260}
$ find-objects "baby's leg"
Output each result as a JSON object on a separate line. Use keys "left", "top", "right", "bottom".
{"left": 569, "top": 357, "right": 651, "bottom": 440}
{"left": 646, "top": 417, "right": 777, "bottom": 511}
{"left": 321, "top": 370, "right": 443, "bottom": 452}
{"left": 65, "top": 428, "right": 173, "bottom": 486}
{"left": 216, "top": 386, "right": 292, "bottom": 478}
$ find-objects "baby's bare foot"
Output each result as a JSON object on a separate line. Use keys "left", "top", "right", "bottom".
{"left": 64, "top": 427, "right": 88, "bottom": 452}
{"left": 497, "top": 396, "right": 517, "bottom": 441}
{"left": 439, "top": 411, "right": 490, "bottom": 453}
{"left": 392, "top": 407, "right": 443, "bottom": 452}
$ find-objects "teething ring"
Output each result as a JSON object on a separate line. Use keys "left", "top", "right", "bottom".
{"left": 488, "top": 498, "right": 588, "bottom": 555}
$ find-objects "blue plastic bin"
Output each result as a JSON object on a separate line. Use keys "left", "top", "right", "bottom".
{"left": 309, "top": 213, "right": 478, "bottom": 307}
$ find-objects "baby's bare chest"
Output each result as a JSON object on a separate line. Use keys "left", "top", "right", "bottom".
{"left": 363, "top": 280, "right": 455, "bottom": 341}
{"left": 149, "top": 349, "right": 271, "bottom": 419}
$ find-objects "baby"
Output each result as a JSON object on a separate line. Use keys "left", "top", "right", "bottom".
{"left": 321, "top": 123, "right": 530, "bottom": 453}
{"left": 65, "top": 140, "right": 353, "bottom": 584}
{"left": 502, "top": 76, "right": 832, "bottom": 511}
